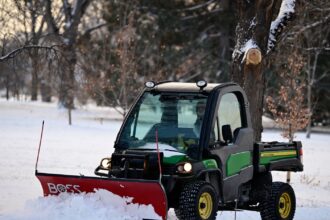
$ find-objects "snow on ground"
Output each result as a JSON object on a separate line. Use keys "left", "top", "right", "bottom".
{"left": 0, "top": 98, "right": 330, "bottom": 219}
{"left": 3, "top": 190, "right": 160, "bottom": 220}
{"left": 0, "top": 98, "right": 125, "bottom": 218}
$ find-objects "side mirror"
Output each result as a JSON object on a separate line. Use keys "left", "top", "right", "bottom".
{"left": 222, "top": 124, "right": 233, "bottom": 144}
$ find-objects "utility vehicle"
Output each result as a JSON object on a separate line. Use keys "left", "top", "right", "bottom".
{"left": 36, "top": 81, "right": 303, "bottom": 220}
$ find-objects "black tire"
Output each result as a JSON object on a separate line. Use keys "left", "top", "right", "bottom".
{"left": 174, "top": 208, "right": 182, "bottom": 219}
{"left": 175, "top": 181, "right": 218, "bottom": 220}
{"left": 260, "top": 182, "right": 296, "bottom": 220}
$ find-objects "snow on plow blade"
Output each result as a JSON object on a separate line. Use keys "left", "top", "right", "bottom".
{"left": 36, "top": 172, "right": 167, "bottom": 219}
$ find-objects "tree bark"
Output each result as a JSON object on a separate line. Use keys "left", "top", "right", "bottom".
{"left": 5, "top": 72, "right": 9, "bottom": 100}
{"left": 28, "top": 0, "right": 40, "bottom": 101}
{"left": 59, "top": 46, "right": 76, "bottom": 125}
{"left": 31, "top": 51, "right": 39, "bottom": 101}
{"left": 306, "top": 68, "right": 312, "bottom": 138}
{"left": 59, "top": 45, "right": 76, "bottom": 110}
{"left": 40, "top": 78, "right": 52, "bottom": 102}
{"left": 232, "top": 0, "right": 279, "bottom": 141}
{"left": 306, "top": 51, "right": 320, "bottom": 138}
{"left": 0, "top": 46, "right": 9, "bottom": 100}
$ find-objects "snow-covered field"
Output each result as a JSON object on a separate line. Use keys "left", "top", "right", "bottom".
{"left": 0, "top": 98, "right": 329, "bottom": 219}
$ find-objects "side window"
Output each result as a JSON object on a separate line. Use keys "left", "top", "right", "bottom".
{"left": 216, "top": 93, "right": 243, "bottom": 144}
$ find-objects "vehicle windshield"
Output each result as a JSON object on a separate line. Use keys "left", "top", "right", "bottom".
{"left": 117, "top": 91, "right": 208, "bottom": 154}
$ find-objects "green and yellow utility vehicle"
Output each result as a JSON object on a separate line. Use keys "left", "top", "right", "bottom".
{"left": 36, "top": 81, "right": 303, "bottom": 220}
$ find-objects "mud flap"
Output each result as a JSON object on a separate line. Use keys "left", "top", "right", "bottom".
{"left": 36, "top": 172, "right": 167, "bottom": 219}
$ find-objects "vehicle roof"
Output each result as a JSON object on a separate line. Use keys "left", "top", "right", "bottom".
{"left": 151, "top": 82, "right": 226, "bottom": 93}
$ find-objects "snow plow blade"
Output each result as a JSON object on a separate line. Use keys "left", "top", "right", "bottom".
{"left": 36, "top": 172, "right": 167, "bottom": 219}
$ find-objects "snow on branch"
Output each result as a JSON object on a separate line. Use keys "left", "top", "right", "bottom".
{"left": 0, "top": 45, "right": 60, "bottom": 62}
{"left": 268, "top": 0, "right": 296, "bottom": 53}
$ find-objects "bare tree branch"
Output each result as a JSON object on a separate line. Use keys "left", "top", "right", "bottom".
{"left": 79, "top": 22, "right": 107, "bottom": 39}
{"left": 0, "top": 45, "right": 60, "bottom": 62}
{"left": 294, "top": 14, "right": 330, "bottom": 36}
{"left": 62, "top": 0, "right": 72, "bottom": 26}
{"left": 305, "top": 47, "right": 330, "bottom": 51}
{"left": 315, "top": 71, "right": 329, "bottom": 84}
{"left": 44, "top": 0, "right": 59, "bottom": 34}
{"left": 180, "top": 0, "right": 217, "bottom": 12}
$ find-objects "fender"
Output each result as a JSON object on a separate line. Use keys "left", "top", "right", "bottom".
{"left": 196, "top": 168, "right": 224, "bottom": 204}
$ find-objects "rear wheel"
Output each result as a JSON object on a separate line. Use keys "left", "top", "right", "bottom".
{"left": 175, "top": 181, "right": 218, "bottom": 220}
{"left": 260, "top": 182, "right": 296, "bottom": 220}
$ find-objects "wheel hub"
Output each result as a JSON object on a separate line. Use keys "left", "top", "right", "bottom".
{"left": 278, "top": 192, "right": 292, "bottom": 218}
{"left": 199, "top": 192, "right": 213, "bottom": 219}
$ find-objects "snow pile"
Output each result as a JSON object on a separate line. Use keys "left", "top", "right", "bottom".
{"left": 1, "top": 190, "right": 160, "bottom": 220}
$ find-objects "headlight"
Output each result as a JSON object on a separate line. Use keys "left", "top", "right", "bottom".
{"left": 101, "top": 158, "right": 111, "bottom": 169}
{"left": 177, "top": 162, "right": 192, "bottom": 174}
{"left": 183, "top": 162, "right": 192, "bottom": 172}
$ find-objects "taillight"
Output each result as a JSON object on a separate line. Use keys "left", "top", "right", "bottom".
{"left": 299, "top": 148, "right": 303, "bottom": 164}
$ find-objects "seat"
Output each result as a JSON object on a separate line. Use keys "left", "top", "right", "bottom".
{"left": 222, "top": 124, "right": 233, "bottom": 144}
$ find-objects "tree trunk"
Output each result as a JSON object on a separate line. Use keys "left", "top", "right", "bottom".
{"left": 306, "top": 51, "right": 319, "bottom": 138}
{"left": 232, "top": 58, "right": 264, "bottom": 141}
{"left": 1, "top": 45, "right": 9, "bottom": 100}
{"left": 232, "top": 0, "right": 279, "bottom": 142}
{"left": 13, "top": 68, "right": 20, "bottom": 100}
{"left": 31, "top": 54, "right": 39, "bottom": 101}
{"left": 287, "top": 133, "right": 293, "bottom": 183}
{"left": 40, "top": 56, "right": 52, "bottom": 102}
{"left": 29, "top": 1, "right": 39, "bottom": 101}
{"left": 40, "top": 78, "right": 52, "bottom": 102}
{"left": 306, "top": 78, "right": 312, "bottom": 138}
{"left": 5, "top": 74, "right": 9, "bottom": 100}
{"left": 306, "top": 53, "right": 312, "bottom": 139}
{"left": 59, "top": 45, "right": 76, "bottom": 125}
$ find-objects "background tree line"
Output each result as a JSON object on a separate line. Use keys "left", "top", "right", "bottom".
{"left": 0, "top": 0, "right": 329, "bottom": 138}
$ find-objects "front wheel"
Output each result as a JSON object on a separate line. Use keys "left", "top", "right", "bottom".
{"left": 260, "top": 182, "right": 296, "bottom": 220}
{"left": 175, "top": 181, "right": 218, "bottom": 220}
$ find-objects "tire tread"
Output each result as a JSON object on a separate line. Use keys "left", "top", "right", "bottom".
{"left": 175, "top": 181, "right": 217, "bottom": 220}
{"left": 260, "top": 181, "right": 296, "bottom": 220}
